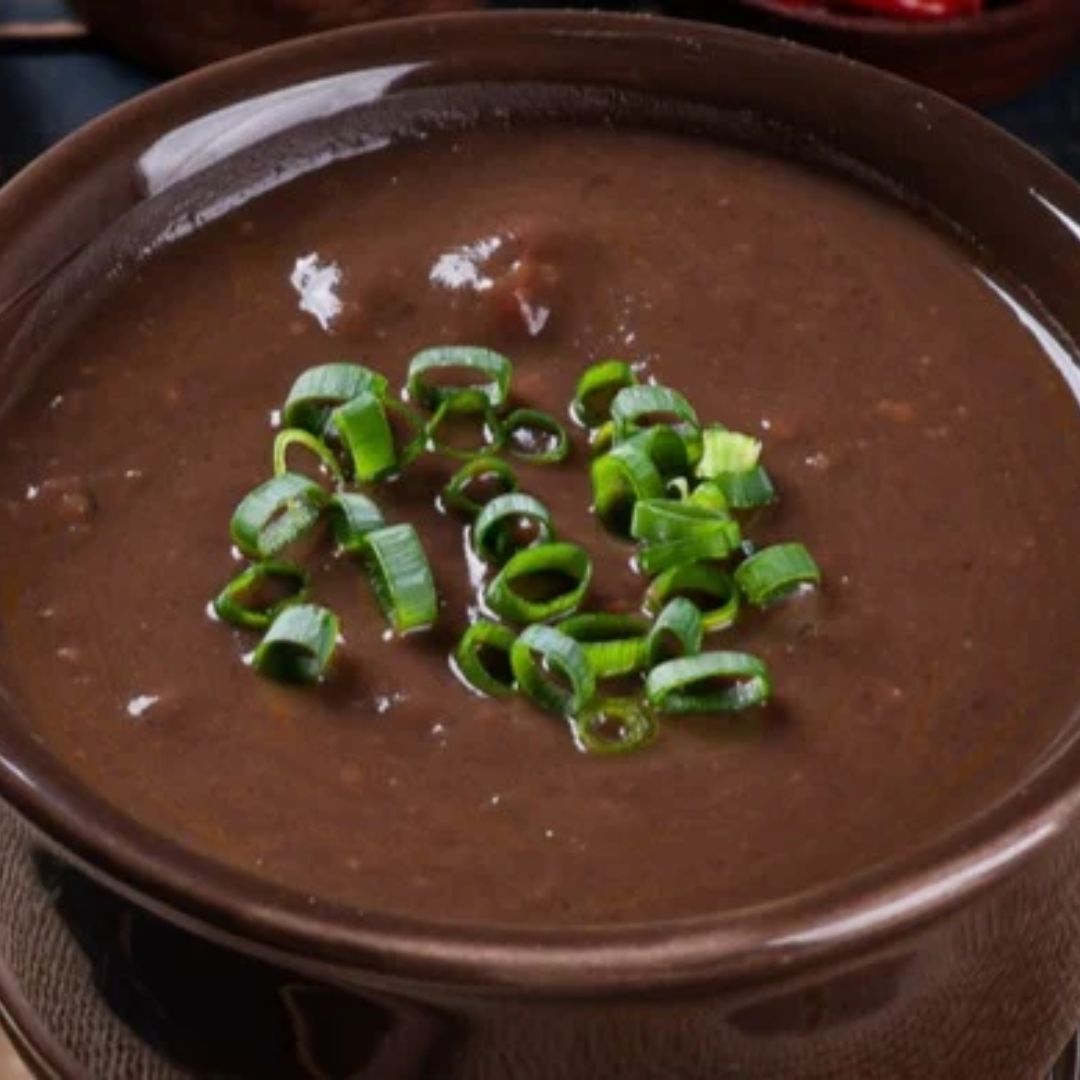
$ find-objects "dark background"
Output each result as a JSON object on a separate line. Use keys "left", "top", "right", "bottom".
{"left": 2, "top": 0, "right": 1080, "bottom": 183}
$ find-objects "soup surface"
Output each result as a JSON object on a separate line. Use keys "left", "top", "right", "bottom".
{"left": 1, "top": 123, "right": 1078, "bottom": 926}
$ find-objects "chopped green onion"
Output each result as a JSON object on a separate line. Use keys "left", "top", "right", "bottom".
{"left": 473, "top": 493, "right": 554, "bottom": 564}
{"left": 591, "top": 436, "right": 666, "bottom": 536}
{"left": 644, "top": 562, "right": 740, "bottom": 632}
{"left": 332, "top": 391, "right": 424, "bottom": 483}
{"left": 638, "top": 522, "right": 742, "bottom": 577}
{"left": 452, "top": 620, "right": 517, "bottom": 697}
{"left": 253, "top": 604, "right": 339, "bottom": 685}
{"left": 702, "top": 466, "right": 778, "bottom": 510}
{"left": 685, "top": 480, "right": 728, "bottom": 512}
{"left": 213, "top": 562, "right": 309, "bottom": 631}
{"left": 329, "top": 492, "right": 384, "bottom": 554}
{"left": 589, "top": 421, "right": 615, "bottom": 457}
{"left": 510, "top": 624, "right": 595, "bottom": 715}
{"left": 425, "top": 389, "right": 505, "bottom": 460}
{"left": 485, "top": 542, "right": 591, "bottom": 624}
{"left": 442, "top": 457, "right": 518, "bottom": 519}
{"left": 558, "top": 613, "right": 649, "bottom": 678}
{"left": 272, "top": 428, "right": 345, "bottom": 487}
{"left": 503, "top": 409, "right": 570, "bottom": 464}
{"left": 230, "top": 473, "right": 328, "bottom": 559}
{"left": 610, "top": 383, "right": 699, "bottom": 442}
{"left": 646, "top": 598, "right": 703, "bottom": 666}
{"left": 360, "top": 524, "right": 438, "bottom": 634}
{"left": 406, "top": 346, "right": 512, "bottom": 409}
{"left": 631, "top": 498, "right": 739, "bottom": 545}
{"left": 734, "top": 543, "right": 821, "bottom": 606}
{"left": 571, "top": 698, "right": 657, "bottom": 755}
{"left": 646, "top": 651, "right": 771, "bottom": 713}
{"left": 282, "top": 363, "right": 389, "bottom": 433}
{"left": 571, "top": 360, "right": 637, "bottom": 428}
{"left": 696, "top": 428, "right": 762, "bottom": 479}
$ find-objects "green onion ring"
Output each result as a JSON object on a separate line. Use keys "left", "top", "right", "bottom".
{"left": 571, "top": 360, "right": 637, "bottom": 428}
{"left": 685, "top": 480, "right": 729, "bottom": 512}
{"left": 734, "top": 543, "right": 821, "bottom": 606}
{"left": 571, "top": 698, "right": 658, "bottom": 755}
{"left": 406, "top": 346, "right": 512, "bottom": 410}
{"left": 503, "top": 408, "right": 570, "bottom": 464}
{"left": 591, "top": 438, "right": 665, "bottom": 536}
{"left": 272, "top": 428, "right": 345, "bottom": 487}
{"left": 473, "top": 493, "right": 554, "bottom": 564}
{"left": 485, "top": 542, "right": 592, "bottom": 624}
{"left": 253, "top": 604, "right": 340, "bottom": 685}
{"left": 510, "top": 624, "right": 595, "bottom": 715}
{"left": 631, "top": 498, "right": 739, "bottom": 545}
{"left": 558, "top": 612, "right": 649, "bottom": 678}
{"left": 360, "top": 524, "right": 438, "bottom": 634}
{"left": 213, "top": 561, "right": 309, "bottom": 631}
{"left": 452, "top": 620, "right": 518, "bottom": 697}
{"left": 646, "top": 598, "right": 703, "bottom": 666}
{"left": 589, "top": 421, "right": 615, "bottom": 458}
{"left": 702, "top": 466, "right": 778, "bottom": 510}
{"left": 329, "top": 492, "right": 384, "bottom": 554}
{"left": 424, "top": 389, "right": 505, "bottom": 460}
{"left": 230, "top": 473, "right": 328, "bottom": 559}
{"left": 696, "top": 428, "right": 762, "bottom": 479}
{"left": 646, "top": 651, "right": 772, "bottom": 713}
{"left": 441, "top": 457, "right": 519, "bottom": 519}
{"left": 282, "top": 363, "right": 389, "bottom": 433}
{"left": 330, "top": 388, "right": 423, "bottom": 481}
{"left": 611, "top": 383, "right": 699, "bottom": 442}
{"left": 644, "top": 562, "right": 740, "bottom": 632}
{"left": 637, "top": 521, "right": 742, "bottom": 577}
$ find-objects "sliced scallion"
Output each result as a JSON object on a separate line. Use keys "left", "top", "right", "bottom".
{"left": 503, "top": 408, "right": 570, "bottom": 464}
{"left": 571, "top": 360, "right": 637, "bottom": 428}
{"left": 696, "top": 428, "right": 762, "bottom": 479}
{"left": 558, "top": 612, "right": 649, "bottom": 678}
{"left": 329, "top": 492, "right": 384, "bottom": 554}
{"left": 590, "top": 437, "right": 665, "bottom": 536}
{"left": 272, "top": 428, "right": 345, "bottom": 487}
{"left": 425, "top": 388, "right": 505, "bottom": 460}
{"left": 734, "top": 543, "right": 821, "bottom": 606}
{"left": 485, "top": 542, "right": 591, "bottom": 624}
{"left": 638, "top": 521, "right": 742, "bottom": 577}
{"left": 452, "top": 620, "right": 517, "bottom": 697}
{"left": 473, "top": 493, "right": 554, "bottom": 564}
{"left": 631, "top": 498, "right": 739, "bottom": 545}
{"left": 702, "top": 466, "right": 778, "bottom": 510}
{"left": 230, "top": 473, "right": 328, "bottom": 559}
{"left": 646, "top": 598, "right": 703, "bottom": 666}
{"left": 644, "top": 562, "right": 740, "bottom": 632}
{"left": 442, "top": 457, "right": 518, "bottom": 519}
{"left": 611, "top": 383, "right": 699, "bottom": 442}
{"left": 332, "top": 391, "right": 424, "bottom": 483}
{"left": 646, "top": 651, "right": 771, "bottom": 714}
{"left": 213, "top": 562, "right": 309, "bottom": 631}
{"left": 510, "top": 624, "right": 595, "bottom": 715}
{"left": 253, "top": 604, "right": 339, "bottom": 685}
{"left": 282, "top": 363, "right": 389, "bottom": 433}
{"left": 406, "top": 346, "right": 512, "bottom": 410}
{"left": 360, "top": 524, "right": 438, "bottom": 634}
{"left": 571, "top": 698, "right": 658, "bottom": 755}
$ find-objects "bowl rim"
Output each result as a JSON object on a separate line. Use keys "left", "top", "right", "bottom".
{"left": 1, "top": 8, "right": 1079, "bottom": 994}
{"left": 732, "top": 0, "right": 1065, "bottom": 37}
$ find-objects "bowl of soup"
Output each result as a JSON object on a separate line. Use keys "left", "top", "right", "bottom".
{"left": 0, "top": 12, "right": 1078, "bottom": 1078}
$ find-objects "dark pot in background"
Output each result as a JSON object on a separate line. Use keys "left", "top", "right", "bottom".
{"left": 2, "top": 13, "right": 1080, "bottom": 1078}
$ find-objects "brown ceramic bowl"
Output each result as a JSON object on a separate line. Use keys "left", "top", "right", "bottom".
{"left": 2, "top": 12, "right": 1080, "bottom": 1078}
{"left": 69, "top": 0, "right": 480, "bottom": 72}
{"left": 691, "top": 0, "right": 1080, "bottom": 106}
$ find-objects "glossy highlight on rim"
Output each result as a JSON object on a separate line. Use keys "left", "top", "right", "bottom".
{"left": 0, "top": 10, "right": 1079, "bottom": 994}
